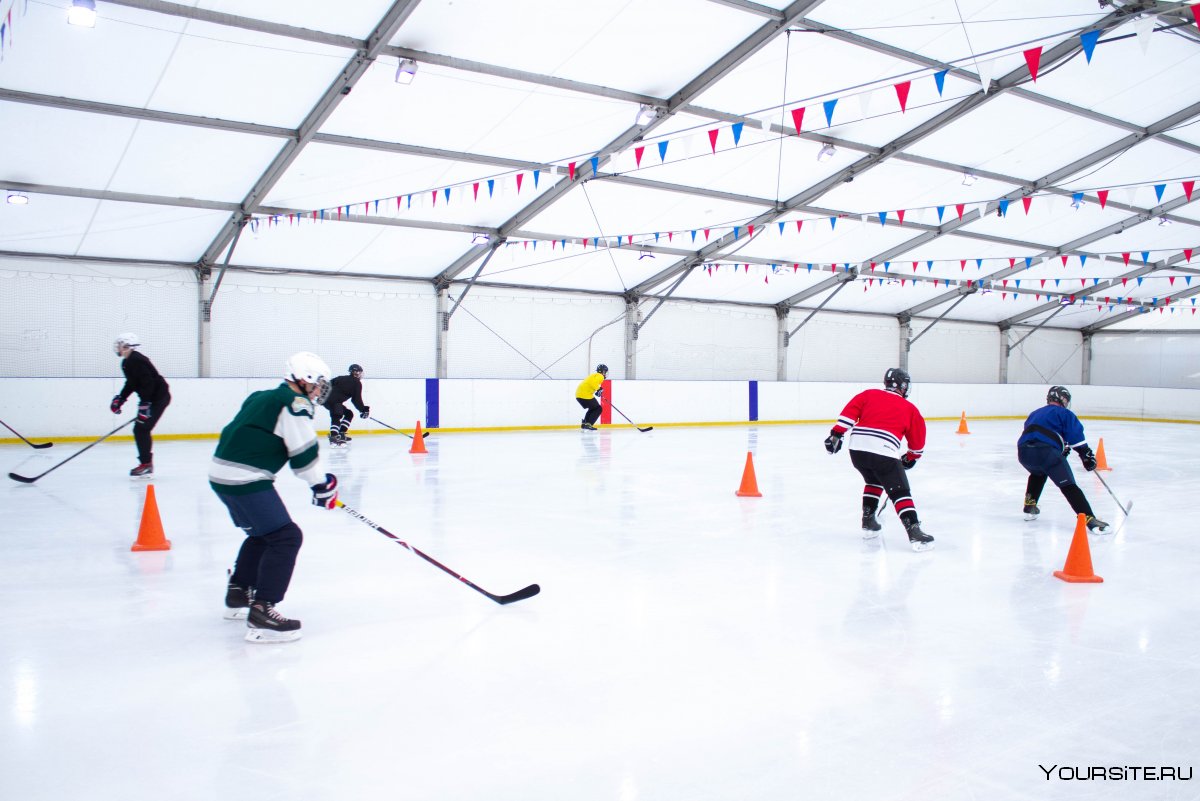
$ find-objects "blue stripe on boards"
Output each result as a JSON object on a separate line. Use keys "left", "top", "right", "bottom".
{"left": 425, "top": 378, "right": 440, "bottom": 429}
{"left": 749, "top": 381, "right": 758, "bottom": 421}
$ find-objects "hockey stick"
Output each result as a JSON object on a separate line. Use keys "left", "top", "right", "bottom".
{"left": 608, "top": 402, "right": 653, "bottom": 432}
{"left": 369, "top": 416, "right": 429, "bottom": 439}
{"left": 0, "top": 418, "right": 53, "bottom": 449}
{"left": 9, "top": 419, "right": 134, "bottom": 483}
{"left": 1093, "top": 471, "right": 1132, "bottom": 517}
{"left": 336, "top": 501, "right": 540, "bottom": 605}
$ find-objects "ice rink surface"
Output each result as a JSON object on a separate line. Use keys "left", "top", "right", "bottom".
{"left": 2, "top": 418, "right": 1197, "bottom": 801}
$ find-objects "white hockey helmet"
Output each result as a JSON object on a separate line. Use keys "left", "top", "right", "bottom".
{"left": 113, "top": 332, "right": 140, "bottom": 355}
{"left": 286, "top": 352, "right": 332, "bottom": 404}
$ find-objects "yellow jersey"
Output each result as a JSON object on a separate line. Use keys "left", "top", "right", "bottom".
{"left": 575, "top": 372, "right": 605, "bottom": 400}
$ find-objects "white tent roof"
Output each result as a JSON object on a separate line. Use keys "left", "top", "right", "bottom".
{"left": 2, "top": 0, "right": 1199, "bottom": 333}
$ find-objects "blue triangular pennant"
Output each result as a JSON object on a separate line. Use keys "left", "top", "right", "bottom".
{"left": 533, "top": 170, "right": 541, "bottom": 188}
{"left": 1154, "top": 184, "right": 1165, "bottom": 202}
{"left": 733, "top": 226, "right": 741, "bottom": 238}
{"left": 487, "top": 180, "right": 495, "bottom": 198}
{"left": 658, "top": 141, "right": 669, "bottom": 162}
{"left": 934, "top": 69, "right": 948, "bottom": 96}
{"left": 999, "top": 199, "right": 1009, "bottom": 216}
{"left": 731, "top": 122, "right": 744, "bottom": 145}
{"left": 823, "top": 98, "right": 838, "bottom": 126}
{"left": 1142, "top": 251, "right": 1150, "bottom": 264}
{"left": 1081, "top": 30, "right": 1100, "bottom": 62}
{"left": 1080, "top": 254, "right": 1087, "bottom": 266}
{"left": 778, "top": 221, "right": 785, "bottom": 235}
{"left": 590, "top": 157, "right": 599, "bottom": 176}
{"left": 878, "top": 211, "right": 888, "bottom": 226}
{"left": 829, "top": 216, "right": 837, "bottom": 230}
{"left": 937, "top": 206, "right": 945, "bottom": 222}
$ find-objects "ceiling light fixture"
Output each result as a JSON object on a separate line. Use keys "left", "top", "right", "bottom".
{"left": 635, "top": 104, "right": 659, "bottom": 126}
{"left": 961, "top": 172, "right": 978, "bottom": 186}
{"left": 1158, "top": 215, "right": 1172, "bottom": 226}
{"left": 395, "top": 58, "right": 418, "bottom": 84}
{"left": 817, "top": 143, "right": 836, "bottom": 163}
{"left": 6, "top": 190, "right": 29, "bottom": 205}
{"left": 1070, "top": 197, "right": 1084, "bottom": 210}
{"left": 67, "top": 0, "right": 97, "bottom": 27}
{"left": 471, "top": 232, "right": 491, "bottom": 245}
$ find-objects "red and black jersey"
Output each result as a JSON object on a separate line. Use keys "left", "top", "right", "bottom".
{"left": 832, "top": 388, "right": 926, "bottom": 461}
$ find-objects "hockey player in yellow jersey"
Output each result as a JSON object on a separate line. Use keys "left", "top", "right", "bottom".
{"left": 575, "top": 364, "right": 608, "bottom": 431}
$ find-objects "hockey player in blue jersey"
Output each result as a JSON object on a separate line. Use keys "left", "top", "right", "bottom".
{"left": 1017, "top": 386, "right": 1108, "bottom": 531}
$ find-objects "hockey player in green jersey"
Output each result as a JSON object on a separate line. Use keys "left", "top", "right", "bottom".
{"left": 209, "top": 352, "right": 339, "bottom": 643}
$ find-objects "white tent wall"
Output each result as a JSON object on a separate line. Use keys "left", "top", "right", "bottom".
{"left": 442, "top": 287, "right": 626, "bottom": 379}
{"left": 1004, "top": 327, "right": 1084, "bottom": 385}
{"left": 907, "top": 319, "right": 1001, "bottom": 383}
{"left": 633, "top": 301, "right": 777, "bottom": 380}
{"left": 1090, "top": 332, "right": 1200, "bottom": 389}
{"left": 0, "top": 258, "right": 199, "bottom": 377}
{"left": 784, "top": 312, "right": 898, "bottom": 382}
{"left": 207, "top": 271, "right": 436, "bottom": 378}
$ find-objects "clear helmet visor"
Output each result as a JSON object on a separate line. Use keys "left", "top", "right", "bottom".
{"left": 310, "top": 377, "right": 331, "bottom": 405}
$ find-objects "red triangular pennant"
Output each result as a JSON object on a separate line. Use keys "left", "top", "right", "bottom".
{"left": 955, "top": 203, "right": 965, "bottom": 219}
{"left": 1022, "top": 196, "right": 1032, "bottom": 214}
{"left": 1061, "top": 255, "right": 1068, "bottom": 267}
{"left": 897, "top": 209, "right": 906, "bottom": 224}
{"left": 634, "top": 147, "right": 645, "bottom": 167}
{"left": 894, "top": 81, "right": 911, "bottom": 112}
{"left": 1122, "top": 252, "right": 1130, "bottom": 266}
{"left": 1023, "top": 46, "right": 1043, "bottom": 82}
{"left": 790, "top": 107, "right": 805, "bottom": 134}
{"left": 1184, "top": 180, "right": 1195, "bottom": 201}
{"left": 1097, "top": 189, "right": 1108, "bottom": 209}
{"left": 708, "top": 129, "right": 719, "bottom": 153}
{"left": 1185, "top": 248, "right": 1194, "bottom": 263}
{"left": 516, "top": 173, "right": 524, "bottom": 193}
{"left": 568, "top": 163, "right": 576, "bottom": 181}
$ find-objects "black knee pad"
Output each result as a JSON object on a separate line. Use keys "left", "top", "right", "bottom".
{"left": 263, "top": 521, "right": 303, "bottom": 551}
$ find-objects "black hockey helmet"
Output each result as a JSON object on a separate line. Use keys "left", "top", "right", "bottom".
{"left": 883, "top": 367, "right": 911, "bottom": 397}
{"left": 596, "top": 364, "right": 609, "bottom": 375}
{"left": 1047, "top": 385, "right": 1071, "bottom": 407}
{"left": 348, "top": 363, "right": 363, "bottom": 377}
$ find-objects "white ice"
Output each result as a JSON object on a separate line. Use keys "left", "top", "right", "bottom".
{"left": 2, "top": 419, "right": 1197, "bottom": 801}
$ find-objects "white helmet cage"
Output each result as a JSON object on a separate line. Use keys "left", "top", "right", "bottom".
{"left": 113, "top": 332, "right": 140, "bottom": 355}
{"left": 286, "top": 352, "right": 333, "bottom": 405}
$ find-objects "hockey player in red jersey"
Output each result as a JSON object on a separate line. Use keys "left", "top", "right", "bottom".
{"left": 824, "top": 368, "right": 934, "bottom": 552}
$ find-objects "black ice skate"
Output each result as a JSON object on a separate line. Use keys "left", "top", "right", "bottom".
{"left": 1086, "top": 515, "right": 1110, "bottom": 532}
{"left": 328, "top": 432, "right": 347, "bottom": 448}
{"left": 129, "top": 463, "right": 153, "bottom": 478}
{"left": 905, "top": 521, "right": 935, "bottom": 552}
{"left": 1023, "top": 495, "right": 1040, "bottom": 521}
{"left": 224, "top": 570, "right": 251, "bottom": 620}
{"left": 581, "top": 423, "right": 597, "bottom": 431}
{"left": 245, "top": 601, "right": 301, "bottom": 643}
{"left": 861, "top": 510, "right": 882, "bottom": 538}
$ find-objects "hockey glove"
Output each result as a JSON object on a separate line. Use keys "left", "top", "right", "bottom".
{"left": 824, "top": 432, "right": 843, "bottom": 454}
{"left": 1076, "top": 445, "right": 1097, "bottom": 472}
{"left": 596, "top": 386, "right": 603, "bottom": 397}
{"left": 311, "top": 474, "right": 338, "bottom": 509}
{"left": 900, "top": 455, "right": 918, "bottom": 470}
{"left": 137, "top": 402, "right": 152, "bottom": 423}
{"left": 110, "top": 395, "right": 124, "bottom": 414}
{"left": 360, "top": 406, "right": 371, "bottom": 420}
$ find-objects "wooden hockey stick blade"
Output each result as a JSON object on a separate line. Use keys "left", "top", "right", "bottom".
{"left": 494, "top": 583, "right": 541, "bottom": 604}
{"left": 8, "top": 472, "right": 37, "bottom": 483}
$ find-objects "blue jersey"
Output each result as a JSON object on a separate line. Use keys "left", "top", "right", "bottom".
{"left": 1018, "top": 404, "right": 1087, "bottom": 450}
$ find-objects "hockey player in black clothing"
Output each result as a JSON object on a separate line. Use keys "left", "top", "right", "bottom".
{"left": 323, "top": 363, "right": 369, "bottom": 445}
{"left": 1017, "top": 385, "right": 1108, "bottom": 531}
{"left": 110, "top": 333, "right": 171, "bottom": 477}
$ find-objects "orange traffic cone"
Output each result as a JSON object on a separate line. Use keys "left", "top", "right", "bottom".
{"left": 409, "top": 421, "right": 427, "bottom": 454}
{"left": 956, "top": 412, "right": 971, "bottom": 435}
{"left": 1095, "top": 438, "right": 1111, "bottom": 471}
{"left": 735, "top": 452, "right": 762, "bottom": 497}
{"left": 1053, "top": 513, "right": 1103, "bottom": 583}
{"left": 131, "top": 484, "right": 171, "bottom": 552}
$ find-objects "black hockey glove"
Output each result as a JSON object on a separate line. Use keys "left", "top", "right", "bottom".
{"left": 311, "top": 474, "right": 338, "bottom": 509}
{"left": 137, "top": 402, "right": 152, "bottom": 422}
{"left": 595, "top": 386, "right": 604, "bottom": 397}
{"left": 1075, "top": 445, "right": 1097, "bottom": 472}
{"left": 110, "top": 395, "right": 124, "bottom": 414}
{"left": 360, "top": 406, "right": 371, "bottom": 420}
{"left": 824, "top": 432, "right": 843, "bottom": 454}
{"left": 901, "top": 455, "right": 917, "bottom": 470}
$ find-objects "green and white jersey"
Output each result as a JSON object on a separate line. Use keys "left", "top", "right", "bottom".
{"left": 209, "top": 383, "right": 324, "bottom": 496}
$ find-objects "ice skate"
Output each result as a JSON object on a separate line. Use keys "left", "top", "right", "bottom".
{"left": 245, "top": 601, "right": 301, "bottom": 643}
{"left": 328, "top": 432, "right": 347, "bottom": 448}
{"left": 905, "top": 521, "right": 935, "bottom": 552}
{"left": 129, "top": 463, "right": 153, "bottom": 478}
{"left": 1086, "top": 515, "right": 1110, "bottom": 532}
{"left": 1023, "top": 496, "right": 1040, "bottom": 521}
{"left": 861, "top": 510, "right": 881, "bottom": 538}
{"left": 581, "top": 423, "right": 597, "bottom": 431}
{"left": 224, "top": 570, "right": 251, "bottom": 620}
